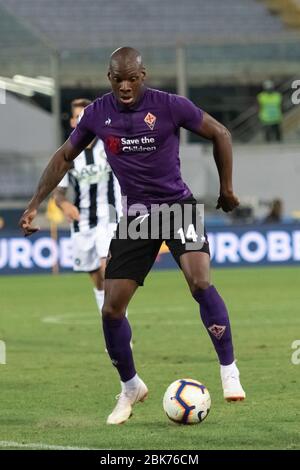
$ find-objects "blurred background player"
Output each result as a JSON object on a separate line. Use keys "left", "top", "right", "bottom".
{"left": 257, "top": 80, "right": 283, "bottom": 142}
{"left": 53, "top": 98, "right": 122, "bottom": 317}
{"left": 263, "top": 198, "right": 283, "bottom": 224}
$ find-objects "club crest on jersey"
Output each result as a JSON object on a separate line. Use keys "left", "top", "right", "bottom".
{"left": 144, "top": 112, "right": 157, "bottom": 130}
{"left": 208, "top": 324, "right": 226, "bottom": 340}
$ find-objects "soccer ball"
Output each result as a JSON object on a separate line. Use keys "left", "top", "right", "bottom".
{"left": 163, "top": 378, "right": 211, "bottom": 424}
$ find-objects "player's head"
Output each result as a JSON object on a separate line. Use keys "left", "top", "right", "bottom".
{"left": 270, "top": 198, "right": 282, "bottom": 217}
{"left": 70, "top": 98, "right": 92, "bottom": 129}
{"left": 108, "top": 47, "right": 146, "bottom": 107}
{"left": 263, "top": 80, "right": 274, "bottom": 92}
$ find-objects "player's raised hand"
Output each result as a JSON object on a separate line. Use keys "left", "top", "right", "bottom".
{"left": 216, "top": 191, "right": 239, "bottom": 213}
{"left": 19, "top": 207, "right": 39, "bottom": 237}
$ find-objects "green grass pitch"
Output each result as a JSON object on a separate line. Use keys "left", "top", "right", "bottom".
{"left": 0, "top": 266, "right": 299, "bottom": 450}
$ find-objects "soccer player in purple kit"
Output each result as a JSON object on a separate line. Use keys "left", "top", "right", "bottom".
{"left": 19, "top": 47, "right": 246, "bottom": 425}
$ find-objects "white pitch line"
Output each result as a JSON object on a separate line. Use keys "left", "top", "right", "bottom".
{"left": 42, "top": 313, "right": 97, "bottom": 325}
{"left": 0, "top": 440, "right": 103, "bottom": 450}
{"left": 41, "top": 306, "right": 187, "bottom": 325}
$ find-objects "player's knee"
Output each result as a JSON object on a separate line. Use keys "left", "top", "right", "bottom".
{"left": 102, "top": 302, "right": 125, "bottom": 320}
{"left": 189, "top": 278, "right": 210, "bottom": 294}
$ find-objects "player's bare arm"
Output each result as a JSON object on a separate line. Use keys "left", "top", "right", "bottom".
{"left": 53, "top": 187, "right": 80, "bottom": 223}
{"left": 196, "top": 112, "right": 239, "bottom": 213}
{"left": 19, "top": 138, "right": 82, "bottom": 236}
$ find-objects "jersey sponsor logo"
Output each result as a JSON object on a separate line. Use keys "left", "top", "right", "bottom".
{"left": 105, "top": 117, "right": 111, "bottom": 126}
{"left": 70, "top": 163, "right": 109, "bottom": 186}
{"left": 106, "top": 136, "right": 122, "bottom": 155}
{"left": 106, "top": 135, "right": 157, "bottom": 154}
{"left": 144, "top": 112, "right": 156, "bottom": 130}
{"left": 208, "top": 324, "right": 226, "bottom": 340}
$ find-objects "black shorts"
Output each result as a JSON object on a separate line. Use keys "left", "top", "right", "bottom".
{"left": 105, "top": 197, "right": 210, "bottom": 286}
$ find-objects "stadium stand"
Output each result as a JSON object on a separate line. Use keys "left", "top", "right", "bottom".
{"left": 1, "top": 1, "right": 300, "bottom": 203}
{"left": 0, "top": 0, "right": 299, "bottom": 88}
{"left": 264, "top": 0, "right": 300, "bottom": 27}
{"left": 0, "top": 0, "right": 286, "bottom": 49}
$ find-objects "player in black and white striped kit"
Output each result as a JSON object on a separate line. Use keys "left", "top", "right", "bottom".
{"left": 54, "top": 99, "right": 122, "bottom": 315}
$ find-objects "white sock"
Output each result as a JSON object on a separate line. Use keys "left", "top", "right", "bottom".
{"left": 93, "top": 288, "right": 105, "bottom": 315}
{"left": 94, "top": 288, "right": 131, "bottom": 354}
{"left": 121, "top": 374, "right": 140, "bottom": 393}
{"left": 220, "top": 361, "right": 238, "bottom": 378}
{"left": 93, "top": 288, "right": 129, "bottom": 318}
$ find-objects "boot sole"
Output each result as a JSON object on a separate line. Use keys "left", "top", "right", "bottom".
{"left": 225, "top": 396, "right": 245, "bottom": 402}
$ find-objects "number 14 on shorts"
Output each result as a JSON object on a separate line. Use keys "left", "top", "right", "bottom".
{"left": 177, "top": 224, "right": 198, "bottom": 243}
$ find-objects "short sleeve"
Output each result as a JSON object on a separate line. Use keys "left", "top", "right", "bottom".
{"left": 70, "top": 103, "right": 96, "bottom": 150}
{"left": 57, "top": 172, "right": 69, "bottom": 188}
{"left": 168, "top": 94, "right": 204, "bottom": 133}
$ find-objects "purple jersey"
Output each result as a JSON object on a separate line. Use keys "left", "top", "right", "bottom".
{"left": 70, "top": 87, "right": 203, "bottom": 213}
